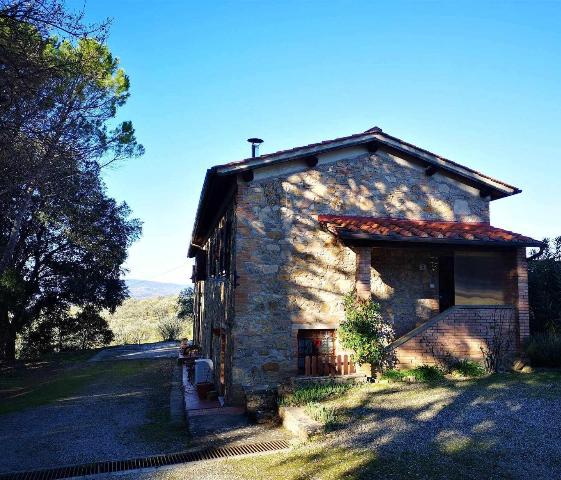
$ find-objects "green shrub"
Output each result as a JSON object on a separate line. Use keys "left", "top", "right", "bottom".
{"left": 381, "top": 365, "right": 444, "bottom": 383}
{"left": 304, "top": 402, "right": 338, "bottom": 427}
{"left": 279, "top": 382, "right": 354, "bottom": 407}
{"left": 103, "top": 295, "right": 192, "bottom": 345}
{"left": 381, "top": 369, "right": 408, "bottom": 382}
{"left": 339, "top": 291, "right": 395, "bottom": 372}
{"left": 450, "top": 359, "right": 486, "bottom": 378}
{"left": 526, "top": 333, "right": 561, "bottom": 367}
{"left": 157, "top": 316, "right": 183, "bottom": 341}
{"left": 410, "top": 365, "right": 444, "bottom": 382}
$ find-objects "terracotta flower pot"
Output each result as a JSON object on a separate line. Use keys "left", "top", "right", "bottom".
{"left": 196, "top": 382, "right": 213, "bottom": 399}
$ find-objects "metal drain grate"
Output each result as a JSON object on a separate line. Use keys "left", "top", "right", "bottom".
{"left": 0, "top": 440, "right": 290, "bottom": 480}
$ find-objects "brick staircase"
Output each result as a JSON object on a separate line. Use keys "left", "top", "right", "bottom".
{"left": 388, "top": 305, "right": 516, "bottom": 368}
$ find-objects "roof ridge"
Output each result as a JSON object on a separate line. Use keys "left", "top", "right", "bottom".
{"left": 213, "top": 126, "right": 519, "bottom": 194}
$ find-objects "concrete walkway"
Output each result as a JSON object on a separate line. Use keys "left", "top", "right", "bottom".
{"left": 181, "top": 365, "right": 292, "bottom": 450}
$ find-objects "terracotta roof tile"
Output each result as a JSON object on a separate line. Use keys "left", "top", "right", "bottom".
{"left": 318, "top": 215, "right": 543, "bottom": 247}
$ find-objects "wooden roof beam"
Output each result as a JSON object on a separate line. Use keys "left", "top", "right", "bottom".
{"left": 425, "top": 165, "right": 438, "bottom": 176}
{"left": 305, "top": 155, "right": 319, "bottom": 168}
{"left": 241, "top": 170, "right": 254, "bottom": 182}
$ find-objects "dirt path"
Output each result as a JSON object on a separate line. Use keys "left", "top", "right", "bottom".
{"left": 88, "top": 341, "right": 178, "bottom": 362}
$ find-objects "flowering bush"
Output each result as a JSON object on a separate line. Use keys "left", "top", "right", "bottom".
{"left": 339, "top": 291, "right": 395, "bottom": 372}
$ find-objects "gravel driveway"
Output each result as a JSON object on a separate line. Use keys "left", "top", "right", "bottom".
{"left": 104, "top": 372, "right": 561, "bottom": 480}
{"left": 316, "top": 372, "right": 561, "bottom": 479}
{"left": 0, "top": 346, "right": 186, "bottom": 475}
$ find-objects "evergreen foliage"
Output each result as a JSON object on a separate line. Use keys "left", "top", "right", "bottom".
{"left": 528, "top": 237, "right": 561, "bottom": 333}
{"left": 339, "top": 291, "right": 395, "bottom": 372}
{"left": 0, "top": 1, "right": 143, "bottom": 360}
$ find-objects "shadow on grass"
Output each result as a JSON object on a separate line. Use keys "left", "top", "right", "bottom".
{"left": 231, "top": 372, "right": 561, "bottom": 480}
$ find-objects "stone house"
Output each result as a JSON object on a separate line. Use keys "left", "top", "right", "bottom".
{"left": 188, "top": 126, "right": 542, "bottom": 405}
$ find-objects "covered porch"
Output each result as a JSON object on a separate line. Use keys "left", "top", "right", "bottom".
{"left": 316, "top": 215, "right": 543, "bottom": 368}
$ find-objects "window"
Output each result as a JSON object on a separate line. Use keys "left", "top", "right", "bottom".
{"left": 206, "top": 215, "right": 233, "bottom": 279}
{"left": 454, "top": 251, "right": 511, "bottom": 305}
{"left": 297, "top": 329, "right": 336, "bottom": 373}
{"left": 223, "top": 217, "right": 232, "bottom": 276}
{"left": 194, "top": 251, "right": 207, "bottom": 281}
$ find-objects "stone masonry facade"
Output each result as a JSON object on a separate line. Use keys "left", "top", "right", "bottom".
{"left": 230, "top": 148, "right": 492, "bottom": 398}
{"left": 193, "top": 144, "right": 530, "bottom": 405}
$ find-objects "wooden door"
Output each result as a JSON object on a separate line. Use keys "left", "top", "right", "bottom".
{"left": 219, "top": 333, "right": 226, "bottom": 395}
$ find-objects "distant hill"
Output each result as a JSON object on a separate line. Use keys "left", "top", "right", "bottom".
{"left": 125, "top": 279, "right": 189, "bottom": 299}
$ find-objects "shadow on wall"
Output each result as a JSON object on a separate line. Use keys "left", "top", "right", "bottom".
{"left": 371, "top": 247, "right": 440, "bottom": 337}
{"left": 238, "top": 150, "right": 491, "bottom": 383}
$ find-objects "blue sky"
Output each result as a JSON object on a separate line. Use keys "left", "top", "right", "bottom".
{"left": 78, "top": 1, "right": 560, "bottom": 284}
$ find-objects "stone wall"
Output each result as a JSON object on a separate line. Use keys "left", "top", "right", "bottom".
{"left": 392, "top": 305, "right": 517, "bottom": 368}
{"left": 193, "top": 205, "right": 236, "bottom": 401}
{"left": 231, "top": 147, "right": 491, "bottom": 393}
{"left": 371, "top": 247, "right": 440, "bottom": 337}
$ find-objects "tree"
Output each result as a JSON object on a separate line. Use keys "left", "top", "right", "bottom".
{"left": 19, "top": 306, "right": 114, "bottom": 358}
{"left": 177, "top": 287, "right": 194, "bottom": 319}
{"left": 0, "top": 170, "right": 141, "bottom": 359}
{"left": 0, "top": 20, "right": 143, "bottom": 274}
{"left": 528, "top": 237, "right": 561, "bottom": 333}
{"left": 0, "top": 1, "right": 143, "bottom": 360}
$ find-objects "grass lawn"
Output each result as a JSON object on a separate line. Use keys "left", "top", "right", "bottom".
{"left": 0, "top": 349, "right": 189, "bottom": 474}
{"left": 0, "top": 349, "right": 109, "bottom": 415}
{"left": 225, "top": 444, "right": 490, "bottom": 480}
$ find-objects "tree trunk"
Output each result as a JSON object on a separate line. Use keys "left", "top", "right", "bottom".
{"left": 0, "top": 192, "right": 33, "bottom": 276}
{"left": 0, "top": 316, "right": 17, "bottom": 362}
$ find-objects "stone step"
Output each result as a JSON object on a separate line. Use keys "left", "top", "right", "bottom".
{"left": 279, "top": 406, "right": 323, "bottom": 441}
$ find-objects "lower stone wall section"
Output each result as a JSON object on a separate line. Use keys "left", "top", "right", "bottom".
{"left": 392, "top": 305, "right": 517, "bottom": 368}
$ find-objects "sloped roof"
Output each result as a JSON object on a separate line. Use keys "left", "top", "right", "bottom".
{"left": 212, "top": 126, "right": 520, "bottom": 195}
{"left": 188, "top": 126, "right": 523, "bottom": 256}
{"left": 318, "top": 215, "right": 543, "bottom": 247}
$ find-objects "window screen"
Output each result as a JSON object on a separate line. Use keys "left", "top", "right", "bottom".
{"left": 454, "top": 251, "right": 511, "bottom": 305}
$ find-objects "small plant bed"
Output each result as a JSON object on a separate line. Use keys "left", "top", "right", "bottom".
{"left": 449, "top": 359, "right": 487, "bottom": 378}
{"left": 381, "top": 365, "right": 445, "bottom": 384}
{"left": 279, "top": 381, "right": 361, "bottom": 433}
{"left": 304, "top": 402, "right": 338, "bottom": 428}
{"left": 381, "top": 360, "right": 487, "bottom": 384}
{"left": 279, "top": 381, "right": 357, "bottom": 407}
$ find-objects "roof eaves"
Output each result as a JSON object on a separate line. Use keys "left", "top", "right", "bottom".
{"left": 187, "top": 167, "right": 217, "bottom": 258}
{"left": 213, "top": 132, "right": 374, "bottom": 175}
{"left": 212, "top": 129, "right": 520, "bottom": 198}
{"left": 336, "top": 230, "right": 544, "bottom": 248}
{"left": 372, "top": 132, "right": 520, "bottom": 195}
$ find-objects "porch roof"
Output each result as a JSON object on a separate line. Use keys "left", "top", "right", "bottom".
{"left": 318, "top": 215, "right": 544, "bottom": 248}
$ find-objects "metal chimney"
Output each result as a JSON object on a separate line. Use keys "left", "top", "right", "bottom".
{"left": 247, "top": 138, "right": 264, "bottom": 158}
